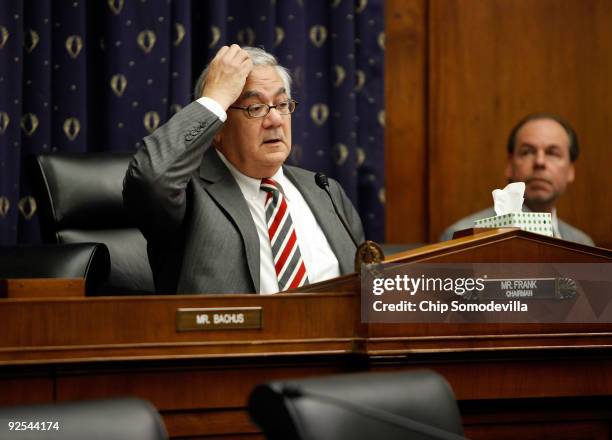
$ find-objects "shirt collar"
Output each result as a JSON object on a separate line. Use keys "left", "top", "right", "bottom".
{"left": 550, "top": 208, "right": 561, "bottom": 237}
{"left": 215, "top": 148, "right": 285, "bottom": 199}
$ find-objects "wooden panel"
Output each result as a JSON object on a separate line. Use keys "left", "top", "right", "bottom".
{"left": 461, "top": 397, "right": 612, "bottom": 440}
{"left": 369, "top": 355, "right": 612, "bottom": 400}
{"left": 1, "top": 235, "right": 611, "bottom": 438}
{"left": 427, "top": 0, "right": 612, "bottom": 247}
{"left": 466, "top": 421, "right": 609, "bottom": 440}
{"left": 0, "top": 293, "right": 361, "bottom": 364}
{"left": 385, "top": 0, "right": 427, "bottom": 243}
{"left": 55, "top": 363, "right": 350, "bottom": 410}
{"left": 0, "top": 230, "right": 608, "bottom": 365}
{"left": 162, "top": 409, "right": 259, "bottom": 439}
{"left": 434, "top": 358, "right": 612, "bottom": 401}
{"left": 0, "top": 375, "right": 54, "bottom": 406}
{"left": 55, "top": 361, "right": 350, "bottom": 438}
{"left": 0, "top": 278, "right": 84, "bottom": 298}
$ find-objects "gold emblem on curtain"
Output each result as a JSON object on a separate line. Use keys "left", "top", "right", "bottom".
{"left": 24, "top": 29, "right": 40, "bottom": 53}
{"left": 355, "top": 70, "right": 366, "bottom": 91}
{"left": 18, "top": 196, "right": 37, "bottom": 220}
{"left": 174, "top": 23, "right": 186, "bottom": 47}
{"left": 378, "top": 188, "right": 385, "bottom": 204}
{"left": 290, "top": 144, "right": 303, "bottom": 164}
{"left": 170, "top": 104, "right": 182, "bottom": 115}
{"left": 0, "top": 112, "right": 9, "bottom": 135}
{"left": 63, "top": 117, "right": 81, "bottom": 141}
{"left": 378, "top": 110, "right": 385, "bottom": 127}
{"left": 0, "top": 26, "right": 9, "bottom": 49}
{"left": 209, "top": 26, "right": 221, "bottom": 49}
{"left": 293, "top": 66, "right": 304, "bottom": 88}
{"left": 137, "top": 30, "right": 156, "bottom": 54}
{"left": 274, "top": 27, "right": 285, "bottom": 48}
{"left": 331, "top": 0, "right": 342, "bottom": 8}
{"left": 65, "top": 35, "right": 83, "bottom": 59}
{"left": 334, "top": 143, "right": 349, "bottom": 166}
{"left": 0, "top": 197, "right": 9, "bottom": 218}
{"left": 309, "top": 25, "right": 327, "bottom": 48}
{"left": 333, "top": 65, "right": 346, "bottom": 87}
{"left": 378, "top": 32, "right": 385, "bottom": 50}
{"left": 356, "top": 0, "right": 368, "bottom": 13}
{"left": 310, "top": 104, "right": 329, "bottom": 126}
{"left": 21, "top": 113, "right": 39, "bottom": 137}
{"left": 356, "top": 148, "right": 366, "bottom": 167}
{"left": 108, "top": 0, "right": 124, "bottom": 15}
{"left": 143, "top": 111, "right": 160, "bottom": 133}
{"left": 237, "top": 28, "right": 255, "bottom": 46}
{"left": 110, "top": 74, "right": 127, "bottom": 97}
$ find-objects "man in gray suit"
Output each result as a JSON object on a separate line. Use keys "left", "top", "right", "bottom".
{"left": 124, "top": 45, "right": 364, "bottom": 294}
{"left": 440, "top": 113, "right": 594, "bottom": 246}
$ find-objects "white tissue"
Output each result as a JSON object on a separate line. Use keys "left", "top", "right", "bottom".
{"left": 492, "top": 182, "right": 525, "bottom": 216}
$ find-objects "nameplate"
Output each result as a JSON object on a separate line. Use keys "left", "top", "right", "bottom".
{"left": 176, "top": 307, "right": 263, "bottom": 331}
{"left": 478, "top": 278, "right": 577, "bottom": 300}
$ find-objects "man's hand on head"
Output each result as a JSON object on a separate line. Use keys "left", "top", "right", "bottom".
{"left": 202, "top": 44, "right": 253, "bottom": 110}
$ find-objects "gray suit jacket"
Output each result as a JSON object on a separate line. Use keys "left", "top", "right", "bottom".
{"left": 123, "top": 102, "right": 364, "bottom": 294}
{"left": 439, "top": 207, "right": 595, "bottom": 246}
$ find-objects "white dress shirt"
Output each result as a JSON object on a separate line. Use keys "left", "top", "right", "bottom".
{"left": 197, "top": 96, "right": 227, "bottom": 122}
{"left": 551, "top": 209, "right": 562, "bottom": 238}
{"left": 197, "top": 97, "right": 340, "bottom": 293}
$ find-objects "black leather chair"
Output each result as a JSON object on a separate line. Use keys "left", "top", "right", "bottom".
{"left": 30, "top": 153, "right": 154, "bottom": 294}
{"left": 249, "top": 370, "right": 465, "bottom": 440}
{"left": 0, "top": 243, "right": 110, "bottom": 295}
{"left": 0, "top": 398, "right": 168, "bottom": 440}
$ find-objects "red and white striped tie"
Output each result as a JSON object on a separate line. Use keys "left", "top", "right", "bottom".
{"left": 261, "top": 178, "right": 309, "bottom": 291}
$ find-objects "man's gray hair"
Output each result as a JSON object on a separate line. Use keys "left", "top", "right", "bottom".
{"left": 193, "top": 46, "right": 292, "bottom": 100}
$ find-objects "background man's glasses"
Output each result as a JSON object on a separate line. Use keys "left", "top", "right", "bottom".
{"left": 228, "top": 99, "right": 298, "bottom": 118}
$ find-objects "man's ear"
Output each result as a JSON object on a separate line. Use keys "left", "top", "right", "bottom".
{"left": 567, "top": 162, "right": 575, "bottom": 184}
{"left": 504, "top": 156, "right": 513, "bottom": 181}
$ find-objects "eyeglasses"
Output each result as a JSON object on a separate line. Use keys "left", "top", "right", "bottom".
{"left": 228, "top": 99, "right": 298, "bottom": 118}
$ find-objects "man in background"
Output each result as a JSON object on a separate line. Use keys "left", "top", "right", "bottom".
{"left": 440, "top": 113, "right": 594, "bottom": 246}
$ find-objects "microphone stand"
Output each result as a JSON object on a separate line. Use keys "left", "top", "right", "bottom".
{"left": 314, "top": 173, "right": 385, "bottom": 272}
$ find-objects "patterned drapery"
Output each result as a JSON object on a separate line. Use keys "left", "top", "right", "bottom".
{"left": 0, "top": 0, "right": 384, "bottom": 245}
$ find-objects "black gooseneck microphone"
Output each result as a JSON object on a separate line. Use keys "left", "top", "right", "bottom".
{"left": 314, "top": 172, "right": 359, "bottom": 249}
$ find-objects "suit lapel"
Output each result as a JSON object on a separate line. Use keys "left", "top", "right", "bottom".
{"left": 284, "top": 166, "right": 355, "bottom": 275}
{"left": 558, "top": 219, "right": 571, "bottom": 241}
{"left": 198, "top": 148, "right": 260, "bottom": 291}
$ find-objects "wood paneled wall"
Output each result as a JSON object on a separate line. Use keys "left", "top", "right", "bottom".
{"left": 386, "top": 0, "right": 612, "bottom": 248}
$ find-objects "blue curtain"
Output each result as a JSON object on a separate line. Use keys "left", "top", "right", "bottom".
{"left": 0, "top": 0, "right": 384, "bottom": 245}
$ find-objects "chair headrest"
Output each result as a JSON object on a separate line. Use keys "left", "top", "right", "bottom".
{"left": 0, "top": 398, "right": 168, "bottom": 440}
{"left": 249, "top": 370, "right": 464, "bottom": 440}
{"left": 0, "top": 243, "right": 110, "bottom": 294}
{"left": 32, "top": 153, "right": 134, "bottom": 235}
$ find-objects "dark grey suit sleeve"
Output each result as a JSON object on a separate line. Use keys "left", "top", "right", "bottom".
{"left": 329, "top": 178, "right": 366, "bottom": 243}
{"left": 439, "top": 226, "right": 456, "bottom": 242}
{"left": 123, "top": 102, "right": 224, "bottom": 244}
{"left": 439, "top": 208, "right": 496, "bottom": 242}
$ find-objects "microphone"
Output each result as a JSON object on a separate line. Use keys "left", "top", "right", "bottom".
{"left": 314, "top": 172, "right": 359, "bottom": 249}
{"left": 280, "top": 385, "right": 467, "bottom": 440}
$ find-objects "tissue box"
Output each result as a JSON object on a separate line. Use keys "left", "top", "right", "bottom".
{"left": 474, "top": 212, "right": 553, "bottom": 237}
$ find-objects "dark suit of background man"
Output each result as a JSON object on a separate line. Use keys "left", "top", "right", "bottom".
{"left": 124, "top": 45, "right": 364, "bottom": 294}
{"left": 440, "top": 113, "right": 594, "bottom": 245}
